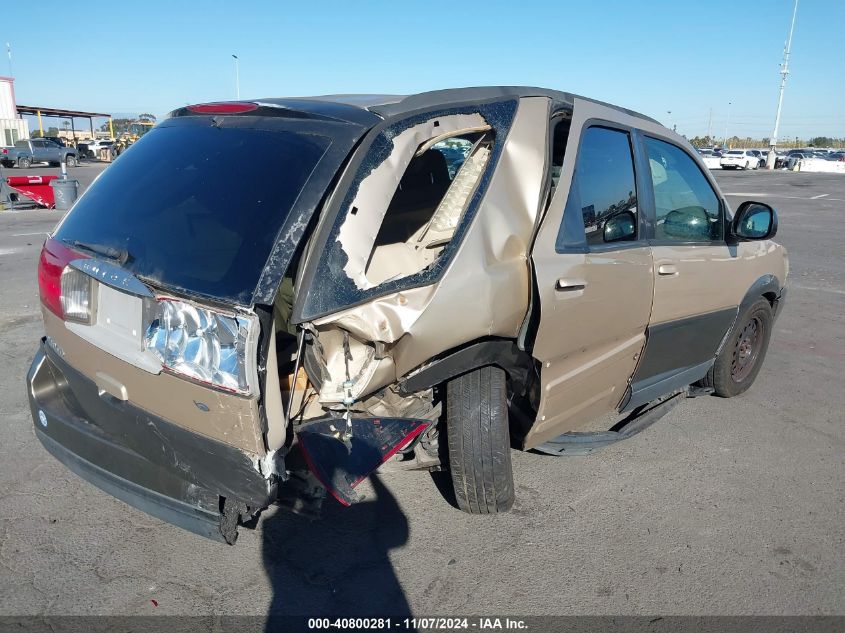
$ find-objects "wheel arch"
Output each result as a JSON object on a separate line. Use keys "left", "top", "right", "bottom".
{"left": 396, "top": 337, "right": 534, "bottom": 398}
{"left": 741, "top": 273, "right": 782, "bottom": 312}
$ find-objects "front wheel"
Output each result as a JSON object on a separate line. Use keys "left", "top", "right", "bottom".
{"left": 65, "top": 155, "right": 77, "bottom": 167}
{"left": 698, "top": 298, "right": 773, "bottom": 397}
{"left": 744, "top": 161, "right": 750, "bottom": 170}
{"left": 446, "top": 366, "right": 515, "bottom": 514}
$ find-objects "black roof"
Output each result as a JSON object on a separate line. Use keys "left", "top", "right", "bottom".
{"left": 253, "top": 86, "right": 659, "bottom": 125}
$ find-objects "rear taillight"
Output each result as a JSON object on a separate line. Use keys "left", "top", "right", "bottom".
{"left": 37, "top": 239, "right": 88, "bottom": 319}
{"left": 1, "top": 148, "right": 7, "bottom": 155}
{"left": 60, "top": 267, "right": 95, "bottom": 323}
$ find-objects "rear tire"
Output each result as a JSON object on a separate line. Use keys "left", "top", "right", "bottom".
{"left": 446, "top": 366, "right": 514, "bottom": 514}
{"left": 17, "top": 157, "right": 31, "bottom": 169}
{"left": 698, "top": 298, "right": 773, "bottom": 397}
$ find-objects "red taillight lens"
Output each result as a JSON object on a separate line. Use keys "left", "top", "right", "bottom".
{"left": 185, "top": 102, "right": 258, "bottom": 114}
{"left": 37, "top": 238, "right": 87, "bottom": 319}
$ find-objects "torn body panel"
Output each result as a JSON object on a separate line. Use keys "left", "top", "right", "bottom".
{"left": 300, "top": 97, "right": 551, "bottom": 409}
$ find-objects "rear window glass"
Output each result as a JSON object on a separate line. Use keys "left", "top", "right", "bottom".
{"left": 54, "top": 124, "right": 330, "bottom": 304}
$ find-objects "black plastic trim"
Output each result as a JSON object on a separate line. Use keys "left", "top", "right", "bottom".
{"left": 36, "top": 429, "right": 227, "bottom": 542}
{"left": 628, "top": 307, "right": 738, "bottom": 404}
{"left": 396, "top": 338, "right": 532, "bottom": 397}
{"left": 535, "top": 389, "right": 684, "bottom": 456}
{"left": 740, "top": 274, "right": 782, "bottom": 312}
{"left": 622, "top": 359, "right": 714, "bottom": 413}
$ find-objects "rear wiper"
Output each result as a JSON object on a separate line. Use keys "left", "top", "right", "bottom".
{"left": 68, "top": 240, "right": 132, "bottom": 265}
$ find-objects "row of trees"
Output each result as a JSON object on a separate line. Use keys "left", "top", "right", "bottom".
{"left": 688, "top": 135, "right": 845, "bottom": 149}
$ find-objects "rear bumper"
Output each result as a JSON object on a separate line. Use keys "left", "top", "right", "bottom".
{"left": 27, "top": 340, "right": 277, "bottom": 543}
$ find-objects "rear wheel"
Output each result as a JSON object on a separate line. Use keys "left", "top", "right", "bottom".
{"left": 446, "top": 366, "right": 514, "bottom": 514}
{"left": 698, "top": 298, "right": 773, "bottom": 397}
{"left": 17, "top": 157, "right": 31, "bottom": 169}
{"left": 744, "top": 161, "right": 750, "bottom": 170}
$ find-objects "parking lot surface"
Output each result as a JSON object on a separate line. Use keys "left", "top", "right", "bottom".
{"left": 0, "top": 165, "right": 842, "bottom": 616}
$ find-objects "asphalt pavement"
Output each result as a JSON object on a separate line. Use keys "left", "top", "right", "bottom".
{"left": 0, "top": 163, "right": 842, "bottom": 618}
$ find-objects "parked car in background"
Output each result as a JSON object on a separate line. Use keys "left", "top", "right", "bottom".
{"left": 0, "top": 138, "right": 78, "bottom": 168}
{"left": 78, "top": 139, "right": 114, "bottom": 158}
{"left": 720, "top": 149, "right": 759, "bottom": 169}
{"left": 27, "top": 87, "right": 787, "bottom": 543}
{"left": 830, "top": 152, "right": 845, "bottom": 162}
{"left": 748, "top": 149, "right": 767, "bottom": 167}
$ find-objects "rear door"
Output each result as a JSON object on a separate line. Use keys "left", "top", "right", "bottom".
{"left": 526, "top": 103, "right": 654, "bottom": 449}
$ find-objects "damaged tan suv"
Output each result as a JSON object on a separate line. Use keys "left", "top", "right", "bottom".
{"left": 27, "top": 88, "right": 787, "bottom": 543}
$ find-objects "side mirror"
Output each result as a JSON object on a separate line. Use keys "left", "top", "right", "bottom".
{"left": 732, "top": 201, "right": 777, "bottom": 240}
{"left": 663, "top": 206, "right": 712, "bottom": 240}
{"left": 603, "top": 211, "right": 637, "bottom": 243}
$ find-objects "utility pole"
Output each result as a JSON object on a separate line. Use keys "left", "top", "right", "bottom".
{"left": 724, "top": 101, "right": 732, "bottom": 149}
{"left": 232, "top": 54, "right": 240, "bottom": 99}
{"left": 766, "top": 0, "right": 799, "bottom": 169}
{"left": 707, "top": 108, "right": 713, "bottom": 143}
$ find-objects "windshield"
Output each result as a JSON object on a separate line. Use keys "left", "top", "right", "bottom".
{"left": 54, "top": 123, "right": 331, "bottom": 304}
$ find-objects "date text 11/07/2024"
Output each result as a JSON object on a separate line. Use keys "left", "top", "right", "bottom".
{"left": 307, "top": 617, "right": 528, "bottom": 630}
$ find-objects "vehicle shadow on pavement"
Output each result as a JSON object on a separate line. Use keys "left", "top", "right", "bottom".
{"left": 262, "top": 473, "right": 413, "bottom": 628}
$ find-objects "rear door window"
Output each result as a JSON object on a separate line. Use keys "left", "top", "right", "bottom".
{"left": 556, "top": 126, "right": 638, "bottom": 250}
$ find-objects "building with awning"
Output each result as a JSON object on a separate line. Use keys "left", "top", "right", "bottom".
{"left": 15, "top": 103, "right": 113, "bottom": 143}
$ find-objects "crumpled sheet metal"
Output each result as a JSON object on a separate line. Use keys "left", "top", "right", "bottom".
{"left": 296, "top": 99, "right": 520, "bottom": 322}
{"left": 312, "top": 97, "right": 551, "bottom": 394}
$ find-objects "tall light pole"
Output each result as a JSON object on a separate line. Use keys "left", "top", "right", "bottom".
{"left": 766, "top": 0, "right": 799, "bottom": 169}
{"left": 232, "top": 54, "right": 240, "bottom": 99}
{"left": 724, "top": 101, "right": 732, "bottom": 148}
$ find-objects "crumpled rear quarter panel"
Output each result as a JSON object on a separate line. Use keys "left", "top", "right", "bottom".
{"left": 311, "top": 97, "right": 550, "bottom": 396}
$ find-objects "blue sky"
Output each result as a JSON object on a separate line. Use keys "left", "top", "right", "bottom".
{"left": 3, "top": 0, "right": 843, "bottom": 139}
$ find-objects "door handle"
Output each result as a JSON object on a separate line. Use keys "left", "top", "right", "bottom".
{"left": 555, "top": 279, "right": 586, "bottom": 292}
{"left": 657, "top": 264, "right": 678, "bottom": 276}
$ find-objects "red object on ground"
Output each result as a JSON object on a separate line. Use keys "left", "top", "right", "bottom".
{"left": 6, "top": 175, "right": 59, "bottom": 208}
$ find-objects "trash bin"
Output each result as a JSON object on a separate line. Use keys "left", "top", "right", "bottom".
{"left": 50, "top": 177, "right": 79, "bottom": 211}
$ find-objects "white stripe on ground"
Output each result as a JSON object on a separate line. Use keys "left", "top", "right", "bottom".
{"left": 0, "top": 248, "right": 21, "bottom": 256}
{"left": 811, "top": 193, "right": 830, "bottom": 199}
{"left": 12, "top": 232, "right": 49, "bottom": 237}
